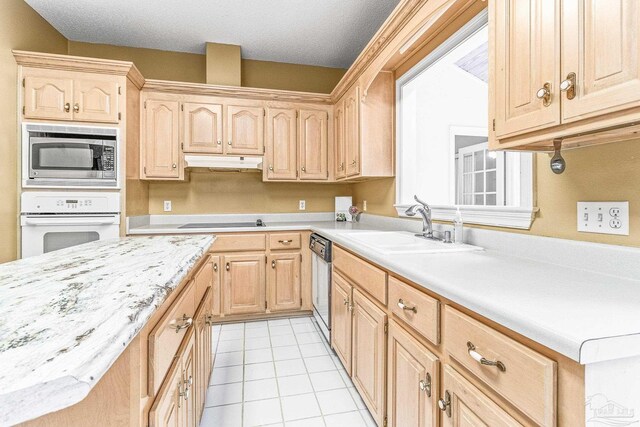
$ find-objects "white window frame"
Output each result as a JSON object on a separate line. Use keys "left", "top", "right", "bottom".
{"left": 394, "top": 9, "right": 536, "bottom": 229}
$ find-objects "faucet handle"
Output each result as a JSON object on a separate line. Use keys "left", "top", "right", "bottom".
{"left": 414, "top": 195, "right": 429, "bottom": 207}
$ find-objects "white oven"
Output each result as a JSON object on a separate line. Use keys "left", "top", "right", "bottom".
{"left": 20, "top": 192, "right": 121, "bottom": 258}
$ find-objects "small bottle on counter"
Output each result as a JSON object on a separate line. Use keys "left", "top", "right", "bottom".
{"left": 453, "top": 207, "right": 464, "bottom": 244}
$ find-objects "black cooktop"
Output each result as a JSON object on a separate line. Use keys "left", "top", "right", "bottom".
{"left": 178, "top": 221, "right": 265, "bottom": 229}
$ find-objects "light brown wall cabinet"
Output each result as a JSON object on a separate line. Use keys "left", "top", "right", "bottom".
{"left": 226, "top": 105, "right": 265, "bottom": 155}
{"left": 182, "top": 102, "right": 223, "bottom": 154}
{"left": 491, "top": 0, "right": 640, "bottom": 150}
{"left": 142, "top": 99, "right": 183, "bottom": 180}
{"left": 264, "top": 108, "right": 329, "bottom": 182}
{"left": 335, "top": 72, "right": 394, "bottom": 181}
{"left": 23, "top": 68, "right": 120, "bottom": 123}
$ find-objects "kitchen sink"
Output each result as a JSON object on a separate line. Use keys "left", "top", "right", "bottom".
{"left": 343, "top": 231, "right": 482, "bottom": 254}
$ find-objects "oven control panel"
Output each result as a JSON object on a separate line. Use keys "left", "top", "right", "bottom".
{"left": 21, "top": 192, "right": 121, "bottom": 214}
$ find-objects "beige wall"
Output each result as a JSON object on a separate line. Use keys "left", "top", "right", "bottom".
{"left": 149, "top": 172, "right": 352, "bottom": 215}
{"left": 67, "top": 42, "right": 346, "bottom": 93}
{"left": 0, "top": 0, "right": 68, "bottom": 263}
{"left": 352, "top": 139, "right": 640, "bottom": 248}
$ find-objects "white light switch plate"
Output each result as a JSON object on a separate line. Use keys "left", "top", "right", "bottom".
{"left": 577, "top": 201, "right": 629, "bottom": 236}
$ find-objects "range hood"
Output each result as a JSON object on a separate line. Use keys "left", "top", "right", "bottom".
{"left": 184, "top": 155, "right": 263, "bottom": 171}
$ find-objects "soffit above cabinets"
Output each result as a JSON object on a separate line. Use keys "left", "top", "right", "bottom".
{"left": 25, "top": 0, "right": 399, "bottom": 69}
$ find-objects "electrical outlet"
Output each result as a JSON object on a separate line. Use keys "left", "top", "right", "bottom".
{"left": 299, "top": 200, "right": 306, "bottom": 211}
{"left": 163, "top": 200, "right": 172, "bottom": 212}
{"left": 577, "top": 201, "right": 629, "bottom": 236}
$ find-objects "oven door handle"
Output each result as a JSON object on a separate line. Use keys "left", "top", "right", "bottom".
{"left": 23, "top": 217, "right": 119, "bottom": 226}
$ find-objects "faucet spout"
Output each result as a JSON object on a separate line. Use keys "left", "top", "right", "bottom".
{"left": 405, "top": 196, "right": 434, "bottom": 239}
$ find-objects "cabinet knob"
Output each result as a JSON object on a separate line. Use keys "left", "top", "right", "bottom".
{"left": 535, "top": 82, "right": 552, "bottom": 107}
{"left": 271, "top": 260, "right": 276, "bottom": 269}
{"left": 419, "top": 372, "right": 432, "bottom": 397}
{"left": 560, "top": 72, "right": 576, "bottom": 100}
{"left": 73, "top": 103, "right": 80, "bottom": 113}
{"left": 226, "top": 263, "right": 230, "bottom": 271}
{"left": 301, "top": 166, "right": 306, "bottom": 172}
{"left": 351, "top": 160, "right": 357, "bottom": 165}
{"left": 228, "top": 140, "right": 232, "bottom": 146}
{"left": 64, "top": 103, "right": 71, "bottom": 112}
{"left": 213, "top": 263, "right": 218, "bottom": 272}
{"left": 217, "top": 140, "right": 222, "bottom": 145}
{"left": 438, "top": 391, "right": 451, "bottom": 417}
{"left": 269, "top": 165, "right": 274, "bottom": 171}
{"left": 172, "top": 163, "right": 177, "bottom": 169}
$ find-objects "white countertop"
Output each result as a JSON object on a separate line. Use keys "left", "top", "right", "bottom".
{"left": 129, "top": 215, "right": 640, "bottom": 365}
{"left": 0, "top": 235, "right": 214, "bottom": 426}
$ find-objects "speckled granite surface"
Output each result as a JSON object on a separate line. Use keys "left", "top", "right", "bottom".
{"left": 0, "top": 235, "right": 214, "bottom": 425}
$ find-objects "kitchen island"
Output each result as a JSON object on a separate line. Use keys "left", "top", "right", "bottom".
{"left": 0, "top": 235, "right": 214, "bottom": 426}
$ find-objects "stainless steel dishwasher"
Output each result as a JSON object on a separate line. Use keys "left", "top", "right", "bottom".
{"left": 310, "top": 233, "right": 331, "bottom": 342}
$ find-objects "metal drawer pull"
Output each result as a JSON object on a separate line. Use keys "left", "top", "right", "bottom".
{"left": 467, "top": 341, "right": 506, "bottom": 372}
{"left": 419, "top": 372, "right": 432, "bottom": 397}
{"left": 438, "top": 391, "right": 451, "bottom": 417}
{"left": 278, "top": 239, "right": 293, "bottom": 244}
{"left": 397, "top": 299, "right": 417, "bottom": 313}
{"left": 171, "top": 314, "right": 193, "bottom": 333}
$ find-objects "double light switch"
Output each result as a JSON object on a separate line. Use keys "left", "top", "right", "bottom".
{"left": 577, "top": 201, "right": 629, "bottom": 236}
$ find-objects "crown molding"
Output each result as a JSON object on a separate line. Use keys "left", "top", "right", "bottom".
{"left": 142, "top": 79, "right": 332, "bottom": 104}
{"left": 13, "top": 50, "right": 145, "bottom": 89}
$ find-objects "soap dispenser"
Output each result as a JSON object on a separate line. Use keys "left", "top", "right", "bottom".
{"left": 453, "top": 208, "right": 464, "bottom": 244}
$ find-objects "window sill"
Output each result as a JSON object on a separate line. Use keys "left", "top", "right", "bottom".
{"left": 394, "top": 204, "right": 538, "bottom": 230}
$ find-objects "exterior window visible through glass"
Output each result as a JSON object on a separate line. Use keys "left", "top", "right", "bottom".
{"left": 396, "top": 11, "right": 532, "bottom": 217}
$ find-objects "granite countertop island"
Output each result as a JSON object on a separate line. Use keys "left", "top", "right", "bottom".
{"left": 0, "top": 235, "right": 214, "bottom": 426}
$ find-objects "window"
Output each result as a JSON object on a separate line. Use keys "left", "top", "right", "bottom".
{"left": 395, "top": 10, "right": 535, "bottom": 229}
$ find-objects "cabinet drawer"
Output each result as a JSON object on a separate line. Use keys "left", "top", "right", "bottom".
{"left": 269, "top": 232, "right": 301, "bottom": 250}
{"left": 333, "top": 246, "right": 387, "bottom": 305}
{"left": 443, "top": 306, "right": 556, "bottom": 426}
{"left": 149, "top": 280, "right": 196, "bottom": 395}
{"left": 211, "top": 233, "right": 266, "bottom": 252}
{"left": 388, "top": 276, "right": 439, "bottom": 345}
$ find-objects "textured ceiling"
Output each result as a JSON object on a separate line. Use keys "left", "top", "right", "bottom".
{"left": 25, "top": 0, "right": 400, "bottom": 69}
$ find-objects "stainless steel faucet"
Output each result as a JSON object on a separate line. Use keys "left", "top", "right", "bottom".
{"left": 405, "top": 195, "right": 436, "bottom": 240}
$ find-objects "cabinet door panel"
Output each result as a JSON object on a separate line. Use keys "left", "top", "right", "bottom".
{"left": 226, "top": 105, "right": 264, "bottom": 155}
{"left": 223, "top": 254, "right": 266, "bottom": 315}
{"left": 182, "top": 332, "right": 196, "bottom": 427}
{"left": 195, "top": 287, "right": 211, "bottom": 426}
{"left": 561, "top": 0, "right": 640, "bottom": 122}
{"left": 266, "top": 108, "right": 297, "bottom": 180}
{"left": 344, "top": 87, "right": 361, "bottom": 177}
{"left": 74, "top": 78, "right": 119, "bottom": 123}
{"left": 299, "top": 109, "right": 328, "bottom": 180}
{"left": 23, "top": 75, "right": 73, "bottom": 121}
{"left": 211, "top": 255, "right": 221, "bottom": 317}
{"left": 387, "top": 321, "right": 438, "bottom": 427}
{"left": 352, "top": 289, "right": 387, "bottom": 426}
{"left": 144, "top": 100, "right": 182, "bottom": 179}
{"left": 442, "top": 365, "right": 522, "bottom": 427}
{"left": 331, "top": 272, "right": 353, "bottom": 374}
{"left": 493, "top": 0, "right": 560, "bottom": 138}
{"left": 268, "top": 253, "right": 301, "bottom": 312}
{"left": 334, "top": 102, "right": 347, "bottom": 179}
{"left": 183, "top": 103, "right": 223, "bottom": 154}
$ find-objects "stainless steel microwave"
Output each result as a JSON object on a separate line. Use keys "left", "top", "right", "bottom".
{"left": 22, "top": 123, "right": 119, "bottom": 188}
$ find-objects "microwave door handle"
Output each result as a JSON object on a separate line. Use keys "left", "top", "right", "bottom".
{"left": 23, "top": 217, "right": 118, "bottom": 226}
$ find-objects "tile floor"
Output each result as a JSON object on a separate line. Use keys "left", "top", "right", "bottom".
{"left": 200, "top": 316, "right": 377, "bottom": 427}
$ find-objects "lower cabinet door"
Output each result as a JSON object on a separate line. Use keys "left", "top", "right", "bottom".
{"left": 222, "top": 254, "right": 266, "bottom": 315}
{"left": 387, "top": 320, "right": 439, "bottom": 427}
{"left": 195, "top": 288, "right": 212, "bottom": 426}
{"left": 149, "top": 360, "right": 183, "bottom": 427}
{"left": 331, "top": 272, "right": 353, "bottom": 374}
{"left": 268, "top": 253, "right": 301, "bottom": 312}
{"left": 352, "top": 288, "right": 387, "bottom": 427}
{"left": 182, "top": 332, "right": 196, "bottom": 427}
{"left": 211, "top": 255, "right": 221, "bottom": 316}
{"left": 441, "top": 365, "right": 523, "bottom": 427}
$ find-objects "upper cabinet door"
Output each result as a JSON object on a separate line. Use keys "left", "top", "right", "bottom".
{"left": 226, "top": 105, "right": 265, "bottom": 155}
{"left": 73, "top": 78, "right": 119, "bottom": 123}
{"left": 344, "top": 86, "right": 361, "bottom": 177}
{"left": 143, "top": 100, "right": 182, "bottom": 179}
{"left": 387, "top": 321, "right": 439, "bottom": 427}
{"left": 23, "top": 74, "right": 74, "bottom": 121}
{"left": 183, "top": 102, "right": 223, "bottom": 154}
{"left": 266, "top": 108, "right": 297, "bottom": 180}
{"left": 334, "top": 102, "right": 347, "bottom": 180}
{"left": 299, "top": 109, "right": 329, "bottom": 180}
{"left": 561, "top": 0, "right": 640, "bottom": 123}
{"left": 493, "top": 0, "right": 561, "bottom": 138}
